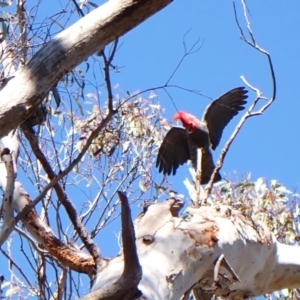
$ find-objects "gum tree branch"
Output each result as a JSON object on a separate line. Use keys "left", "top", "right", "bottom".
{"left": 0, "top": 149, "right": 15, "bottom": 231}
{"left": 0, "top": 0, "right": 173, "bottom": 138}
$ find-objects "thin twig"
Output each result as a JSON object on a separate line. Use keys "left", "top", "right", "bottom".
{"left": 71, "top": 0, "right": 85, "bottom": 17}
{"left": 0, "top": 248, "right": 34, "bottom": 290}
{"left": 166, "top": 34, "right": 203, "bottom": 86}
{"left": 240, "top": 0, "right": 256, "bottom": 45}
{"left": 101, "top": 40, "right": 119, "bottom": 113}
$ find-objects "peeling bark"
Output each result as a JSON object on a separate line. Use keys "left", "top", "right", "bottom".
{"left": 91, "top": 199, "right": 300, "bottom": 299}
{"left": 4, "top": 179, "right": 97, "bottom": 276}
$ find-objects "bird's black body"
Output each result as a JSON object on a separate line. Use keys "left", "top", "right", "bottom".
{"left": 156, "top": 87, "right": 248, "bottom": 184}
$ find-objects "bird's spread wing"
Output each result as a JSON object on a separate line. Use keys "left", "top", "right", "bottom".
{"left": 156, "top": 127, "right": 190, "bottom": 176}
{"left": 190, "top": 146, "right": 222, "bottom": 184}
{"left": 202, "top": 87, "right": 248, "bottom": 150}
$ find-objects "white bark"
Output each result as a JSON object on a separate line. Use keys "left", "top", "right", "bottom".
{"left": 91, "top": 200, "right": 300, "bottom": 299}
{"left": 0, "top": 0, "right": 172, "bottom": 139}
{"left": 1, "top": 150, "right": 15, "bottom": 230}
{"left": 0, "top": 131, "right": 19, "bottom": 180}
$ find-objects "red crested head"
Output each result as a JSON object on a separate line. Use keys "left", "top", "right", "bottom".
{"left": 173, "top": 111, "right": 200, "bottom": 132}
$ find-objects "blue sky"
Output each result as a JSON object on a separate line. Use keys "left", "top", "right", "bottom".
{"left": 2, "top": 0, "right": 300, "bottom": 298}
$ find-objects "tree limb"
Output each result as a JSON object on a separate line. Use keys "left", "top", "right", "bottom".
{"left": 0, "top": 148, "right": 15, "bottom": 236}
{"left": 0, "top": 0, "right": 173, "bottom": 138}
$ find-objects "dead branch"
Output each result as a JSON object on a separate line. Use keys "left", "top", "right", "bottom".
{"left": 0, "top": 275, "right": 3, "bottom": 299}
{"left": 17, "top": 0, "right": 28, "bottom": 64}
{"left": 118, "top": 191, "right": 142, "bottom": 293}
{"left": 201, "top": 0, "right": 277, "bottom": 203}
{"left": 0, "top": 246, "right": 35, "bottom": 292}
{"left": 79, "top": 192, "right": 142, "bottom": 300}
{"left": 0, "top": 143, "right": 94, "bottom": 276}
{"left": 194, "top": 148, "right": 203, "bottom": 208}
{"left": 50, "top": 269, "right": 67, "bottom": 300}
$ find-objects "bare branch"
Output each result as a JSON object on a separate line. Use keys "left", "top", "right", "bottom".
{"left": 50, "top": 269, "right": 67, "bottom": 300}
{"left": 213, "top": 254, "right": 224, "bottom": 282}
{"left": 17, "top": 0, "right": 28, "bottom": 64}
{"left": 166, "top": 35, "right": 203, "bottom": 86}
{"left": 194, "top": 149, "right": 203, "bottom": 208}
{"left": 101, "top": 39, "right": 119, "bottom": 113}
{"left": 0, "top": 275, "right": 4, "bottom": 299}
{"left": 118, "top": 191, "right": 142, "bottom": 285}
{"left": 240, "top": 0, "right": 256, "bottom": 45}
{"left": 71, "top": 0, "right": 85, "bottom": 18}
{"left": 79, "top": 192, "right": 142, "bottom": 300}
{"left": 2, "top": 180, "right": 96, "bottom": 276}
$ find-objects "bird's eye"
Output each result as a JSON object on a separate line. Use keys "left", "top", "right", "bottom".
{"left": 187, "top": 124, "right": 193, "bottom": 133}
